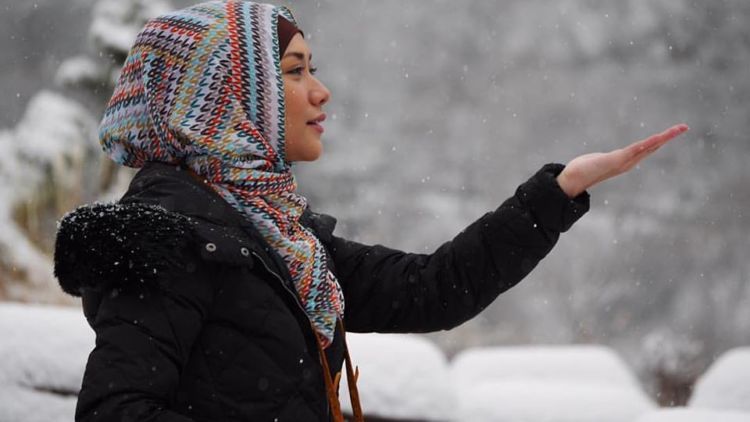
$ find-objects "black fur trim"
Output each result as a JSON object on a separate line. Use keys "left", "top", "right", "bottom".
{"left": 54, "top": 202, "right": 196, "bottom": 297}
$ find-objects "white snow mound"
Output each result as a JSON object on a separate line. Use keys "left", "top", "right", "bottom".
{"left": 455, "top": 379, "right": 654, "bottom": 422}
{"left": 0, "top": 386, "right": 77, "bottom": 422}
{"left": 0, "top": 302, "right": 92, "bottom": 422}
{"left": 450, "top": 345, "right": 643, "bottom": 389}
{"left": 449, "top": 345, "right": 654, "bottom": 422}
{"left": 690, "top": 347, "right": 750, "bottom": 412}
{"left": 338, "top": 332, "right": 457, "bottom": 421}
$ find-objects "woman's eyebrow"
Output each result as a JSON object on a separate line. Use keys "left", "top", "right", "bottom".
{"left": 282, "top": 51, "right": 312, "bottom": 62}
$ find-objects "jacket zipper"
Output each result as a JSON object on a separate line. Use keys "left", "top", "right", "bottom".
{"left": 249, "top": 251, "right": 308, "bottom": 317}
{"left": 249, "top": 251, "right": 332, "bottom": 421}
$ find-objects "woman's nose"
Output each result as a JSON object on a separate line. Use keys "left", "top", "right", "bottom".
{"left": 310, "top": 78, "right": 330, "bottom": 107}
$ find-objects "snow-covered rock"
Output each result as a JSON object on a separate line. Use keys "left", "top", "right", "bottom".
{"left": 450, "top": 345, "right": 654, "bottom": 422}
{"left": 690, "top": 347, "right": 750, "bottom": 413}
{"left": 0, "top": 302, "right": 92, "bottom": 422}
{"left": 338, "top": 333, "right": 457, "bottom": 421}
{"left": 450, "top": 345, "right": 643, "bottom": 389}
{"left": 456, "top": 379, "right": 654, "bottom": 422}
{"left": 635, "top": 408, "right": 750, "bottom": 422}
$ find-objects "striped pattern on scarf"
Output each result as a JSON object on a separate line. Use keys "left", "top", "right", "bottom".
{"left": 99, "top": 0, "right": 344, "bottom": 347}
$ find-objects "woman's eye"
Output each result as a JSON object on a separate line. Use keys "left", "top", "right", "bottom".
{"left": 285, "top": 66, "right": 317, "bottom": 76}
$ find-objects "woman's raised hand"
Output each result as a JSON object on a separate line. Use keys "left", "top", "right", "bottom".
{"left": 555, "top": 124, "right": 689, "bottom": 198}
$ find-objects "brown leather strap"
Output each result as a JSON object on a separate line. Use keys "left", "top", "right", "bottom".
{"left": 316, "top": 330, "right": 345, "bottom": 422}
{"left": 315, "top": 320, "right": 365, "bottom": 422}
{"left": 339, "top": 319, "right": 364, "bottom": 422}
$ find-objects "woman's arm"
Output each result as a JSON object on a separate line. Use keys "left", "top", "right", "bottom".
{"left": 332, "top": 124, "right": 689, "bottom": 333}
{"left": 332, "top": 163, "right": 589, "bottom": 333}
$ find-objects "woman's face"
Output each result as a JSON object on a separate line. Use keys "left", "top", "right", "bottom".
{"left": 281, "top": 33, "right": 331, "bottom": 162}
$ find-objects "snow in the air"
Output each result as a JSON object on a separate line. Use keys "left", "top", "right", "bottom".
{"left": 1, "top": 0, "right": 749, "bottom": 420}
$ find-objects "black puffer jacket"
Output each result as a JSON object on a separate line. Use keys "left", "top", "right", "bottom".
{"left": 54, "top": 161, "right": 589, "bottom": 421}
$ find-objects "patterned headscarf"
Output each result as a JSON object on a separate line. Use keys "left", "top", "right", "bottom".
{"left": 99, "top": 0, "right": 344, "bottom": 347}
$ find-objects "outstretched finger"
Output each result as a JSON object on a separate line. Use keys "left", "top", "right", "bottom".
{"left": 620, "top": 124, "right": 688, "bottom": 171}
{"left": 627, "top": 123, "right": 689, "bottom": 156}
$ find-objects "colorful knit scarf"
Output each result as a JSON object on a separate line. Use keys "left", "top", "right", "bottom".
{"left": 99, "top": 0, "right": 344, "bottom": 348}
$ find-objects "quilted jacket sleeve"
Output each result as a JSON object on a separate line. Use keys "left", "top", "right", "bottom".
{"left": 76, "top": 265, "right": 211, "bottom": 422}
{"left": 330, "top": 163, "right": 590, "bottom": 333}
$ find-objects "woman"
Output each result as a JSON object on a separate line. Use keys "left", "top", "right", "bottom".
{"left": 53, "top": 1, "right": 688, "bottom": 421}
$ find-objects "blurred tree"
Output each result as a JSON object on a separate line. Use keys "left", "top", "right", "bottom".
{"left": 0, "top": 0, "right": 171, "bottom": 302}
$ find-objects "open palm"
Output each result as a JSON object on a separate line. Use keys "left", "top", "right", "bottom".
{"left": 556, "top": 124, "right": 689, "bottom": 198}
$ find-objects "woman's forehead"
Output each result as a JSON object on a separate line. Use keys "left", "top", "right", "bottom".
{"left": 282, "top": 34, "right": 312, "bottom": 60}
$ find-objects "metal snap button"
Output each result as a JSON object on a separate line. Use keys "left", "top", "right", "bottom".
{"left": 240, "top": 247, "right": 250, "bottom": 256}
{"left": 205, "top": 243, "right": 217, "bottom": 252}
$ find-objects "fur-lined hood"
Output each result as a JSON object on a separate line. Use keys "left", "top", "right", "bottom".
{"left": 54, "top": 201, "right": 195, "bottom": 296}
{"left": 53, "top": 162, "right": 337, "bottom": 297}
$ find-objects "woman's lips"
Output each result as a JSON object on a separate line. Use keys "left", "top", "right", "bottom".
{"left": 307, "top": 122, "right": 324, "bottom": 134}
{"left": 306, "top": 113, "right": 326, "bottom": 134}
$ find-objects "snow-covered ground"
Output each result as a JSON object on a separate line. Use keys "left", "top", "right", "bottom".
{"left": 635, "top": 408, "right": 750, "bottom": 422}
{"left": 0, "top": 302, "right": 93, "bottom": 422}
{"left": 1, "top": 301, "right": 747, "bottom": 422}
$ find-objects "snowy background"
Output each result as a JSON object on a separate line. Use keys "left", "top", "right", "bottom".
{"left": 1, "top": 0, "right": 749, "bottom": 419}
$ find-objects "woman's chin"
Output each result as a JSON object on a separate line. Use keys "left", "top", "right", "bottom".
{"left": 304, "top": 147, "right": 323, "bottom": 162}
{"left": 287, "top": 144, "right": 323, "bottom": 162}
{"left": 303, "top": 138, "right": 323, "bottom": 161}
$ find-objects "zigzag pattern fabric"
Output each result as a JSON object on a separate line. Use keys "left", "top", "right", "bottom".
{"left": 99, "top": 0, "right": 344, "bottom": 348}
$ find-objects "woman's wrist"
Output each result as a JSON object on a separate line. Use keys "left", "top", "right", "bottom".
{"left": 556, "top": 169, "right": 582, "bottom": 198}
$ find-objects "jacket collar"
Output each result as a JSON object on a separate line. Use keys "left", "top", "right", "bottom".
{"left": 121, "top": 161, "right": 338, "bottom": 243}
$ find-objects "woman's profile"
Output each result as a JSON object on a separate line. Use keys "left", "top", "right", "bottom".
{"left": 53, "top": 1, "right": 688, "bottom": 421}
